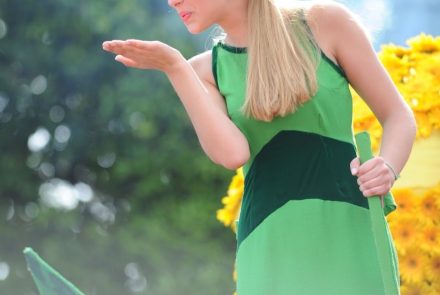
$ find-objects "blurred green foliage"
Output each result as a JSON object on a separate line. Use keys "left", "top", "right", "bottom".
{"left": 0, "top": 0, "right": 235, "bottom": 294}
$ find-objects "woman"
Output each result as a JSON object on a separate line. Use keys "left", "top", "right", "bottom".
{"left": 103, "top": 0, "right": 416, "bottom": 294}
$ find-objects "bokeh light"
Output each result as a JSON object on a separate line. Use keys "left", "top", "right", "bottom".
{"left": 38, "top": 179, "right": 94, "bottom": 211}
{"left": 27, "top": 128, "right": 51, "bottom": 153}
{"left": 0, "top": 18, "right": 7, "bottom": 39}
{"left": 0, "top": 262, "right": 10, "bottom": 281}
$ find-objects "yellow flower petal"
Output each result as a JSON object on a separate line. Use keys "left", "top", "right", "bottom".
{"left": 400, "top": 247, "right": 430, "bottom": 284}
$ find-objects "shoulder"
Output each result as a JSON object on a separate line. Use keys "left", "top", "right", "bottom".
{"left": 306, "top": 1, "right": 355, "bottom": 21}
{"left": 188, "top": 50, "right": 216, "bottom": 87}
{"left": 303, "top": 1, "right": 369, "bottom": 61}
{"left": 305, "top": 1, "right": 361, "bottom": 29}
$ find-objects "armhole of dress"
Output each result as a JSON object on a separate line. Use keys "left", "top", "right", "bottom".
{"left": 211, "top": 44, "right": 230, "bottom": 116}
{"left": 298, "top": 8, "right": 347, "bottom": 78}
{"left": 211, "top": 45, "right": 220, "bottom": 90}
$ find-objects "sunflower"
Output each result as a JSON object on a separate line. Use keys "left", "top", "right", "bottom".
{"left": 425, "top": 252, "right": 440, "bottom": 283}
{"left": 227, "top": 168, "right": 244, "bottom": 194}
{"left": 391, "top": 188, "right": 417, "bottom": 216}
{"left": 400, "top": 281, "right": 430, "bottom": 295}
{"left": 418, "top": 191, "right": 440, "bottom": 224}
{"left": 216, "top": 191, "right": 242, "bottom": 232}
{"left": 351, "top": 35, "right": 440, "bottom": 151}
{"left": 428, "top": 279, "right": 440, "bottom": 295}
{"left": 399, "top": 247, "right": 429, "bottom": 284}
{"left": 429, "top": 108, "right": 440, "bottom": 128}
{"left": 216, "top": 168, "right": 244, "bottom": 232}
{"left": 434, "top": 185, "right": 440, "bottom": 210}
{"left": 388, "top": 216, "right": 422, "bottom": 254}
{"left": 419, "top": 224, "right": 440, "bottom": 253}
{"left": 378, "top": 45, "right": 410, "bottom": 83}
{"left": 407, "top": 34, "right": 440, "bottom": 53}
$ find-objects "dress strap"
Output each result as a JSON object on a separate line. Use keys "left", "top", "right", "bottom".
{"left": 297, "top": 7, "right": 346, "bottom": 77}
{"left": 211, "top": 43, "right": 219, "bottom": 89}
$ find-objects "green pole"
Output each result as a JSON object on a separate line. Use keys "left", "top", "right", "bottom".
{"left": 355, "top": 132, "right": 400, "bottom": 295}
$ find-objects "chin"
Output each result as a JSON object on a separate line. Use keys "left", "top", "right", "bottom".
{"left": 186, "top": 24, "right": 209, "bottom": 35}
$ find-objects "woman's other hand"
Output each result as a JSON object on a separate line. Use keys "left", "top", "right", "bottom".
{"left": 102, "top": 39, "right": 185, "bottom": 75}
{"left": 350, "top": 157, "right": 396, "bottom": 206}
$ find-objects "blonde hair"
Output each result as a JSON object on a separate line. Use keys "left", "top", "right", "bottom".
{"left": 244, "top": 1, "right": 320, "bottom": 121}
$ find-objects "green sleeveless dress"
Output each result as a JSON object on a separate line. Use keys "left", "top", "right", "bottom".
{"left": 212, "top": 40, "right": 400, "bottom": 294}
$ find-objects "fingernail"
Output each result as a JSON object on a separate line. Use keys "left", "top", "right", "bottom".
{"left": 351, "top": 168, "right": 357, "bottom": 175}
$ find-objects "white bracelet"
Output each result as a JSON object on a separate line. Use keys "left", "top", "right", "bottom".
{"left": 384, "top": 161, "right": 400, "bottom": 180}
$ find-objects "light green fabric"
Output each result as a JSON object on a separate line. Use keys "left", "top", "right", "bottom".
{"left": 236, "top": 200, "right": 399, "bottom": 295}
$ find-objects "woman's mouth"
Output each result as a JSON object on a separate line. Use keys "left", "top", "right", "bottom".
{"left": 179, "top": 11, "right": 192, "bottom": 22}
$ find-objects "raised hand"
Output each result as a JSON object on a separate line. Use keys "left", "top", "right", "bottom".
{"left": 102, "top": 39, "right": 186, "bottom": 75}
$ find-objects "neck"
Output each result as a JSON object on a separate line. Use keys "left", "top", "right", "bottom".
{"left": 217, "top": 3, "right": 248, "bottom": 47}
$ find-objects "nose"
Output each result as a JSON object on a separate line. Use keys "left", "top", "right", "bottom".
{"left": 167, "top": 0, "right": 182, "bottom": 8}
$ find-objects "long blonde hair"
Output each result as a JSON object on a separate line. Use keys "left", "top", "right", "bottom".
{"left": 244, "top": 1, "right": 320, "bottom": 121}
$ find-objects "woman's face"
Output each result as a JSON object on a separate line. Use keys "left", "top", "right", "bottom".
{"left": 167, "top": 0, "right": 229, "bottom": 34}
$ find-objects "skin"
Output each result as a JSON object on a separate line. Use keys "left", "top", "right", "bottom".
{"left": 102, "top": 0, "right": 416, "bottom": 202}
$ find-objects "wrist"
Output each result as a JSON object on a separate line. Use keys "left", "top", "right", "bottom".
{"left": 165, "top": 53, "right": 188, "bottom": 77}
{"left": 384, "top": 161, "right": 400, "bottom": 181}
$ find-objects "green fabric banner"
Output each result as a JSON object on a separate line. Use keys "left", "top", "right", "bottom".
{"left": 23, "top": 247, "right": 85, "bottom": 295}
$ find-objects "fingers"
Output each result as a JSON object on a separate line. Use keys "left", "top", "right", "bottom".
{"left": 126, "top": 39, "right": 150, "bottom": 48}
{"left": 102, "top": 40, "right": 125, "bottom": 52}
{"left": 103, "top": 40, "right": 138, "bottom": 56}
{"left": 102, "top": 39, "right": 182, "bottom": 73}
{"left": 352, "top": 157, "right": 394, "bottom": 197}
{"left": 357, "top": 161, "right": 382, "bottom": 185}
{"left": 358, "top": 175, "right": 391, "bottom": 197}
{"left": 114, "top": 55, "right": 138, "bottom": 68}
{"left": 350, "top": 157, "right": 360, "bottom": 175}
{"left": 103, "top": 40, "right": 151, "bottom": 69}
{"left": 357, "top": 157, "right": 381, "bottom": 176}
{"left": 102, "top": 40, "right": 158, "bottom": 54}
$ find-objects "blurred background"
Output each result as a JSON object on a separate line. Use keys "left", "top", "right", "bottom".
{"left": 0, "top": 0, "right": 439, "bottom": 294}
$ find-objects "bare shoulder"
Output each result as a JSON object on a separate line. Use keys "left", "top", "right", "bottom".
{"left": 306, "top": 1, "right": 354, "bottom": 23}
{"left": 304, "top": 1, "right": 406, "bottom": 127}
{"left": 188, "top": 50, "right": 216, "bottom": 87}
{"left": 304, "top": 1, "right": 366, "bottom": 61}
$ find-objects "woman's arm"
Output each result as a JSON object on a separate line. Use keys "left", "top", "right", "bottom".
{"left": 102, "top": 40, "right": 250, "bottom": 170}
{"left": 309, "top": 3, "right": 417, "bottom": 197}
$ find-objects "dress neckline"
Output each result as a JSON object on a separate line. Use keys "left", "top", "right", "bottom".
{"left": 217, "top": 41, "right": 247, "bottom": 54}
{"left": 215, "top": 41, "right": 345, "bottom": 77}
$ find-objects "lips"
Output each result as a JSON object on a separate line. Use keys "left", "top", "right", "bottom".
{"left": 179, "top": 11, "right": 192, "bottom": 22}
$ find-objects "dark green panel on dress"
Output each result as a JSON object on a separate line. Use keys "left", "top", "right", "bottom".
{"left": 237, "top": 130, "right": 367, "bottom": 247}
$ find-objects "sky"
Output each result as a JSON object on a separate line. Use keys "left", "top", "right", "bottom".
{"left": 342, "top": 0, "right": 440, "bottom": 49}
